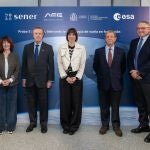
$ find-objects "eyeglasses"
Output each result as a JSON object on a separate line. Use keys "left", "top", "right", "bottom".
{"left": 137, "top": 27, "right": 150, "bottom": 30}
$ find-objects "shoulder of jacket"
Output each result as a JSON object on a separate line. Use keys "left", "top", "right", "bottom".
{"left": 42, "top": 42, "right": 52, "bottom": 47}
{"left": 75, "top": 43, "right": 84, "bottom": 48}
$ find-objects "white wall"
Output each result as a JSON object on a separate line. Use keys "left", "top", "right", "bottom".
{"left": 0, "top": 0, "right": 37, "bottom": 6}
{"left": 0, "top": 0, "right": 150, "bottom": 7}
{"left": 141, "top": 0, "right": 150, "bottom": 6}
{"left": 80, "top": 0, "right": 111, "bottom": 6}
{"left": 113, "top": 0, "right": 140, "bottom": 6}
{"left": 42, "top": 0, "right": 77, "bottom": 6}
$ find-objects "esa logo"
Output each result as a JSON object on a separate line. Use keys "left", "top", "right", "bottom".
{"left": 113, "top": 13, "right": 134, "bottom": 21}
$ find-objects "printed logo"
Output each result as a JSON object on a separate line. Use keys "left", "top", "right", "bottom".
{"left": 5, "top": 13, "right": 37, "bottom": 20}
{"left": 113, "top": 13, "right": 134, "bottom": 21}
{"left": 44, "top": 12, "right": 63, "bottom": 21}
{"left": 70, "top": 13, "right": 77, "bottom": 21}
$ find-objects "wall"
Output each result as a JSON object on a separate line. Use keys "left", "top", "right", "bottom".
{"left": 0, "top": 0, "right": 150, "bottom": 6}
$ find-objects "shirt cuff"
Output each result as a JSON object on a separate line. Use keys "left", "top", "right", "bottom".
{"left": 9, "top": 78, "right": 13, "bottom": 83}
{"left": 0, "top": 79, "right": 2, "bottom": 84}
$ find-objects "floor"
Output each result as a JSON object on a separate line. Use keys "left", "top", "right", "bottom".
{"left": 0, "top": 124, "right": 149, "bottom": 150}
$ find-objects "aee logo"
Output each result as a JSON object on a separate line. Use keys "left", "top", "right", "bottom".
{"left": 113, "top": 13, "right": 134, "bottom": 21}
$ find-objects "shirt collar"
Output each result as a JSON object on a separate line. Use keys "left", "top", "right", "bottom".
{"left": 34, "top": 41, "right": 42, "bottom": 47}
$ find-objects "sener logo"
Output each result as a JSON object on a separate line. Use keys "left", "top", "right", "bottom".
{"left": 5, "top": 13, "right": 37, "bottom": 20}
{"left": 113, "top": 13, "right": 134, "bottom": 21}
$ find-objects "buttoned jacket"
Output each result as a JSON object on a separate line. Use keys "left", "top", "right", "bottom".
{"left": 93, "top": 46, "right": 126, "bottom": 91}
{"left": 22, "top": 42, "right": 54, "bottom": 88}
{"left": 57, "top": 43, "right": 86, "bottom": 79}
{"left": 127, "top": 35, "right": 150, "bottom": 83}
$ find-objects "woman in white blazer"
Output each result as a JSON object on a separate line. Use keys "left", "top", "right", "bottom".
{"left": 57, "top": 28, "right": 86, "bottom": 135}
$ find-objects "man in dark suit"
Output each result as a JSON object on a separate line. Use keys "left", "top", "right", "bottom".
{"left": 127, "top": 21, "right": 150, "bottom": 143}
{"left": 22, "top": 26, "right": 54, "bottom": 133}
{"left": 93, "top": 30, "right": 126, "bottom": 137}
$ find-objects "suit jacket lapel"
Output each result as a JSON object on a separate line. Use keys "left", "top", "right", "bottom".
{"left": 71, "top": 48, "right": 80, "bottom": 61}
{"left": 38, "top": 43, "right": 45, "bottom": 58}
{"left": 101, "top": 48, "right": 109, "bottom": 66}
{"left": 139, "top": 35, "right": 150, "bottom": 54}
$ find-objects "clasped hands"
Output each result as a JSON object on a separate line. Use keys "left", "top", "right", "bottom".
{"left": 66, "top": 77, "right": 77, "bottom": 84}
{"left": 1, "top": 79, "right": 11, "bottom": 86}
{"left": 130, "top": 70, "right": 142, "bottom": 80}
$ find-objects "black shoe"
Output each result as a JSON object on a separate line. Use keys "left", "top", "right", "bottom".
{"left": 69, "top": 131, "right": 75, "bottom": 135}
{"left": 144, "top": 133, "right": 150, "bottom": 143}
{"left": 63, "top": 129, "right": 69, "bottom": 134}
{"left": 41, "top": 126, "right": 47, "bottom": 133}
{"left": 69, "top": 129, "right": 77, "bottom": 135}
{"left": 113, "top": 127, "right": 123, "bottom": 137}
{"left": 26, "top": 124, "right": 37, "bottom": 132}
{"left": 131, "top": 125, "right": 150, "bottom": 133}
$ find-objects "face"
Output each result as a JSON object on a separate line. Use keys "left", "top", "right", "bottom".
{"left": 33, "top": 28, "right": 44, "bottom": 43}
{"left": 2, "top": 40, "right": 10, "bottom": 51}
{"left": 105, "top": 32, "right": 116, "bottom": 47}
{"left": 137, "top": 22, "right": 150, "bottom": 38}
{"left": 68, "top": 33, "right": 76, "bottom": 44}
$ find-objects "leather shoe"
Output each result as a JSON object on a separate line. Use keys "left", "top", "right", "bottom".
{"left": 41, "top": 126, "right": 47, "bottom": 133}
{"left": 99, "top": 126, "right": 109, "bottom": 135}
{"left": 144, "top": 133, "right": 150, "bottom": 143}
{"left": 131, "top": 125, "right": 150, "bottom": 133}
{"left": 113, "top": 127, "right": 123, "bottom": 137}
{"left": 26, "top": 124, "right": 36, "bottom": 132}
{"left": 63, "top": 130, "right": 69, "bottom": 134}
{"left": 69, "top": 131, "right": 75, "bottom": 135}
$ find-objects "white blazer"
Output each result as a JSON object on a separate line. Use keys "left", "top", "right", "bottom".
{"left": 57, "top": 42, "right": 86, "bottom": 79}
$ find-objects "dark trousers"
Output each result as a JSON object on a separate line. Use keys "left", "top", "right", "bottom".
{"left": 60, "top": 78, "right": 83, "bottom": 131}
{"left": 26, "top": 84, "right": 48, "bottom": 127}
{"left": 0, "top": 85, "right": 17, "bottom": 131}
{"left": 133, "top": 79, "right": 150, "bottom": 126}
{"left": 99, "top": 88, "right": 121, "bottom": 128}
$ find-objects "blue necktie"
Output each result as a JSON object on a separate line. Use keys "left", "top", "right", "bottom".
{"left": 134, "top": 38, "right": 143, "bottom": 69}
{"left": 34, "top": 45, "right": 39, "bottom": 62}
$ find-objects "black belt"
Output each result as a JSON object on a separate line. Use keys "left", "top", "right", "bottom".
{"left": 66, "top": 71, "right": 78, "bottom": 77}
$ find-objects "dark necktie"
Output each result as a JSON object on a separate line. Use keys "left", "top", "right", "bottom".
{"left": 34, "top": 45, "right": 39, "bottom": 62}
{"left": 134, "top": 38, "right": 143, "bottom": 69}
{"left": 108, "top": 48, "right": 112, "bottom": 67}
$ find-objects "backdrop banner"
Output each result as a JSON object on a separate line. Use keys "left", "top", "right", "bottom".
{"left": 0, "top": 7, "right": 149, "bottom": 125}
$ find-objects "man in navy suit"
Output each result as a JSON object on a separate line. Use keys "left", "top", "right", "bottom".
{"left": 22, "top": 27, "right": 54, "bottom": 133}
{"left": 93, "top": 30, "right": 126, "bottom": 137}
{"left": 128, "top": 21, "right": 150, "bottom": 143}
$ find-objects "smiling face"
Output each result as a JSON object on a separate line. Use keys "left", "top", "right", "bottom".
{"left": 33, "top": 28, "right": 44, "bottom": 43}
{"left": 68, "top": 32, "right": 76, "bottom": 44}
{"left": 2, "top": 40, "right": 11, "bottom": 51}
{"left": 137, "top": 22, "right": 150, "bottom": 38}
{"left": 105, "top": 31, "right": 117, "bottom": 47}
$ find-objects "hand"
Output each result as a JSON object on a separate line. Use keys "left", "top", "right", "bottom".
{"left": 72, "top": 77, "right": 77, "bottom": 83}
{"left": 47, "top": 81, "right": 52, "bottom": 88}
{"left": 22, "top": 80, "right": 26, "bottom": 87}
{"left": 136, "top": 75, "right": 142, "bottom": 80}
{"left": 2, "top": 79, "right": 10, "bottom": 86}
{"left": 130, "top": 70, "right": 139, "bottom": 79}
{"left": 66, "top": 77, "right": 74, "bottom": 84}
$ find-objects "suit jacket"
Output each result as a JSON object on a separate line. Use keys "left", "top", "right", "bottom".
{"left": 22, "top": 42, "right": 54, "bottom": 88}
{"left": 127, "top": 35, "right": 150, "bottom": 83}
{"left": 0, "top": 52, "right": 20, "bottom": 86}
{"left": 93, "top": 46, "right": 126, "bottom": 91}
{"left": 57, "top": 43, "right": 86, "bottom": 80}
